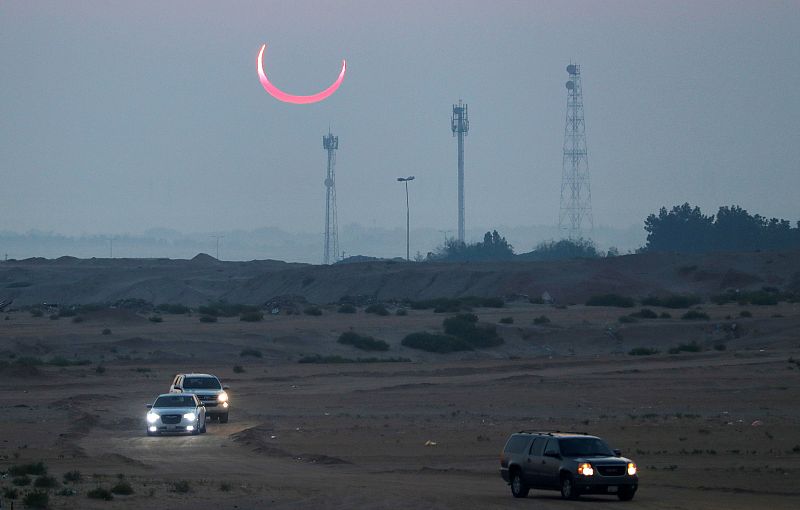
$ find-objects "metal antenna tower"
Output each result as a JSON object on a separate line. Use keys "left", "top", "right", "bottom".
{"left": 451, "top": 100, "right": 469, "bottom": 243}
{"left": 559, "top": 64, "right": 593, "bottom": 240}
{"left": 322, "top": 130, "right": 339, "bottom": 265}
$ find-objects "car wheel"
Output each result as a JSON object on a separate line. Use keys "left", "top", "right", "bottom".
{"left": 560, "top": 474, "right": 579, "bottom": 500}
{"left": 510, "top": 471, "right": 529, "bottom": 498}
{"left": 146, "top": 430, "right": 156, "bottom": 437}
{"left": 219, "top": 412, "right": 229, "bottom": 424}
{"left": 617, "top": 486, "right": 636, "bottom": 501}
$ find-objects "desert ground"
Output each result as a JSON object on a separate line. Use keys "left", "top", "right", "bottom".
{"left": 1, "top": 254, "right": 800, "bottom": 509}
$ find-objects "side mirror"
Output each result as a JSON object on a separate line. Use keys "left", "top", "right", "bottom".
{"left": 145, "top": 404, "right": 152, "bottom": 409}
{"left": 222, "top": 386, "right": 230, "bottom": 390}
{"left": 544, "top": 450, "right": 560, "bottom": 458}
{"left": 174, "top": 387, "right": 182, "bottom": 392}
{"left": 613, "top": 449, "right": 622, "bottom": 457}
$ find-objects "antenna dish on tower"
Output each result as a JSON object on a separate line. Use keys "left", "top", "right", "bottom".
{"left": 566, "top": 64, "right": 577, "bottom": 75}
{"left": 566, "top": 81, "right": 575, "bottom": 90}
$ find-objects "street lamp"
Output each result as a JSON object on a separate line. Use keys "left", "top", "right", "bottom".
{"left": 396, "top": 176, "right": 415, "bottom": 261}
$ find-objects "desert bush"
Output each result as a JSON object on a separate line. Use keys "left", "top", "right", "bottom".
{"left": 586, "top": 294, "right": 635, "bottom": 308}
{"left": 240, "top": 348, "right": 262, "bottom": 358}
{"left": 642, "top": 294, "right": 702, "bottom": 308}
{"left": 630, "top": 308, "right": 658, "bottom": 319}
{"left": 401, "top": 332, "right": 473, "bottom": 353}
{"left": 95, "top": 365, "right": 106, "bottom": 374}
{"left": 49, "top": 314, "right": 59, "bottom": 320}
{"left": 338, "top": 331, "right": 389, "bottom": 351}
{"left": 529, "top": 296, "right": 545, "bottom": 304}
{"left": 395, "top": 308, "right": 408, "bottom": 316}
{"left": 72, "top": 316, "right": 84, "bottom": 323}
{"left": 669, "top": 341, "right": 702, "bottom": 354}
{"left": 2, "top": 487, "right": 18, "bottom": 499}
{"left": 499, "top": 316, "right": 514, "bottom": 324}
{"left": 239, "top": 311, "right": 264, "bottom": 322}
{"left": 30, "top": 309, "right": 43, "bottom": 317}
{"left": 533, "top": 315, "right": 551, "bottom": 325}
{"left": 23, "top": 490, "right": 49, "bottom": 509}
{"left": 409, "top": 298, "right": 461, "bottom": 313}
{"left": 34, "top": 475, "right": 58, "bottom": 488}
{"left": 461, "top": 296, "right": 505, "bottom": 308}
{"left": 298, "top": 354, "right": 410, "bottom": 364}
{"left": 199, "top": 315, "right": 217, "bottom": 323}
{"left": 156, "top": 303, "right": 190, "bottom": 314}
{"left": 111, "top": 480, "right": 134, "bottom": 495}
{"left": 15, "top": 356, "right": 44, "bottom": 367}
{"left": 233, "top": 365, "right": 245, "bottom": 373}
{"left": 364, "top": 303, "right": 389, "bottom": 316}
{"left": 171, "top": 480, "right": 191, "bottom": 493}
{"left": 87, "top": 487, "right": 113, "bottom": 500}
{"left": 337, "top": 304, "right": 357, "bottom": 314}
{"left": 101, "top": 328, "right": 112, "bottom": 335}
{"left": 443, "top": 314, "right": 478, "bottom": 337}
{"left": 739, "top": 310, "right": 752, "bottom": 318}
{"left": 48, "top": 356, "right": 91, "bottom": 367}
{"left": 659, "top": 312, "right": 672, "bottom": 319}
{"left": 12, "top": 475, "right": 31, "bottom": 486}
{"left": 629, "top": 347, "right": 659, "bottom": 356}
{"left": 58, "top": 308, "right": 77, "bottom": 317}
{"left": 713, "top": 343, "right": 727, "bottom": 351}
{"left": 148, "top": 315, "right": 163, "bottom": 323}
{"left": 219, "top": 482, "right": 232, "bottom": 492}
{"left": 198, "top": 302, "right": 258, "bottom": 317}
{"left": 10, "top": 462, "right": 47, "bottom": 476}
{"left": 618, "top": 315, "right": 637, "bottom": 323}
{"left": 681, "top": 310, "right": 710, "bottom": 320}
{"left": 303, "top": 306, "right": 323, "bottom": 316}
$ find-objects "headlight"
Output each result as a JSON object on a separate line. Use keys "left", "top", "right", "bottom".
{"left": 577, "top": 463, "right": 594, "bottom": 476}
{"left": 183, "top": 412, "right": 196, "bottom": 420}
{"left": 627, "top": 462, "right": 637, "bottom": 476}
{"left": 217, "top": 392, "right": 228, "bottom": 403}
{"left": 146, "top": 412, "right": 159, "bottom": 424}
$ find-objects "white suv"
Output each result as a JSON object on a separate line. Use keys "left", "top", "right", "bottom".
{"left": 170, "top": 373, "right": 230, "bottom": 423}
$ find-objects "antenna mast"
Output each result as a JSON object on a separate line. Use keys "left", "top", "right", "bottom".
{"left": 559, "top": 64, "right": 593, "bottom": 240}
{"left": 322, "top": 131, "right": 339, "bottom": 264}
{"left": 451, "top": 100, "right": 469, "bottom": 243}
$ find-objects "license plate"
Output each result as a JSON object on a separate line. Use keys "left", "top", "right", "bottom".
{"left": 607, "top": 486, "right": 618, "bottom": 493}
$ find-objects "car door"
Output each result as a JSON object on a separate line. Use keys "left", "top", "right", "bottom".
{"left": 539, "top": 438, "right": 562, "bottom": 488}
{"left": 524, "top": 437, "right": 546, "bottom": 486}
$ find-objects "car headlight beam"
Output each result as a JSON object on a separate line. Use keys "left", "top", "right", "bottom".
{"left": 577, "top": 463, "right": 594, "bottom": 476}
{"left": 146, "top": 412, "right": 159, "bottom": 424}
{"left": 183, "top": 412, "right": 196, "bottom": 420}
{"left": 627, "top": 462, "right": 637, "bottom": 476}
{"left": 217, "top": 392, "right": 228, "bottom": 403}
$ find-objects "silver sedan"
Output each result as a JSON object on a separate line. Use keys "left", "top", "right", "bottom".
{"left": 145, "top": 393, "right": 206, "bottom": 435}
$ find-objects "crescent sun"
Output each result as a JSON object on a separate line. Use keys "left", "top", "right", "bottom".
{"left": 256, "top": 44, "right": 346, "bottom": 104}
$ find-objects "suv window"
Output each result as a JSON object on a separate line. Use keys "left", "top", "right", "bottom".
{"left": 183, "top": 377, "right": 221, "bottom": 390}
{"left": 559, "top": 437, "right": 614, "bottom": 457}
{"left": 504, "top": 435, "right": 532, "bottom": 453}
{"left": 544, "top": 438, "right": 559, "bottom": 455}
{"left": 529, "top": 437, "right": 546, "bottom": 456}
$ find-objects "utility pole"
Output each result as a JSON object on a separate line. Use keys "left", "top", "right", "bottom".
{"left": 451, "top": 100, "right": 469, "bottom": 243}
{"left": 396, "top": 176, "right": 415, "bottom": 261}
{"left": 210, "top": 235, "right": 224, "bottom": 260}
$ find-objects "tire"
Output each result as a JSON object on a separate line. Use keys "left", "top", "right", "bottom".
{"left": 617, "top": 486, "right": 636, "bottom": 501}
{"left": 219, "top": 412, "right": 229, "bottom": 424}
{"left": 509, "top": 471, "right": 529, "bottom": 498}
{"left": 146, "top": 430, "right": 156, "bottom": 437}
{"left": 560, "top": 474, "right": 579, "bottom": 500}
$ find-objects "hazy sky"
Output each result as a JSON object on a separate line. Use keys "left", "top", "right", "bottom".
{"left": 1, "top": 0, "right": 798, "bottom": 240}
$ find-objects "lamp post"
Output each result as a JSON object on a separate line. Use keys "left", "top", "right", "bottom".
{"left": 396, "top": 176, "right": 415, "bottom": 261}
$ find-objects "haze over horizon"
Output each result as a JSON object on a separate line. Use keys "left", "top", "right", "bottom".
{"left": 2, "top": 1, "right": 799, "bottom": 249}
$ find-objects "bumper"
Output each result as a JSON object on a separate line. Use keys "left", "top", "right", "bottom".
{"left": 148, "top": 417, "right": 201, "bottom": 434}
{"left": 500, "top": 468, "right": 510, "bottom": 483}
{"left": 574, "top": 475, "right": 638, "bottom": 494}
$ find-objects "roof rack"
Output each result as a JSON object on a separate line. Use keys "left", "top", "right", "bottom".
{"left": 516, "top": 430, "right": 590, "bottom": 436}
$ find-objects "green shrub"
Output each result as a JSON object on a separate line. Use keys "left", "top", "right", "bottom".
{"left": 9, "top": 462, "right": 47, "bottom": 476}
{"left": 529, "top": 296, "right": 545, "bottom": 304}
{"left": 72, "top": 316, "right": 84, "bottom": 323}
{"left": 443, "top": 314, "right": 478, "bottom": 337}
{"left": 739, "top": 310, "right": 752, "bottom": 318}
{"left": 533, "top": 315, "right": 551, "bottom": 325}
{"left": 298, "top": 354, "right": 410, "bottom": 364}
{"left": 111, "top": 480, "right": 134, "bottom": 495}
{"left": 659, "top": 312, "right": 672, "bottom": 319}
{"left": 618, "top": 315, "right": 637, "bottom": 323}
{"left": 303, "top": 306, "right": 323, "bottom": 316}
{"left": 30, "top": 309, "right": 43, "bottom": 317}
{"left": 338, "top": 331, "right": 389, "bottom": 351}
{"left": 2, "top": 487, "right": 18, "bottom": 499}
{"left": 401, "top": 332, "right": 473, "bottom": 353}
{"left": 171, "top": 480, "right": 191, "bottom": 493}
{"left": 239, "top": 311, "right": 264, "bottom": 322}
{"left": 156, "top": 303, "right": 190, "bottom": 314}
{"left": 395, "top": 308, "right": 408, "bottom": 316}
{"left": 219, "top": 482, "right": 232, "bottom": 492}
{"left": 48, "top": 356, "right": 91, "bottom": 367}
{"left": 58, "top": 308, "right": 77, "bottom": 317}
{"left": 409, "top": 298, "right": 462, "bottom": 313}
{"left": 34, "top": 475, "right": 58, "bottom": 488}
{"left": 233, "top": 365, "right": 245, "bottom": 373}
{"left": 681, "top": 310, "right": 710, "bottom": 320}
{"left": 95, "top": 365, "right": 106, "bottom": 374}
{"left": 713, "top": 343, "right": 727, "bottom": 351}
{"left": 148, "top": 315, "right": 163, "bottom": 323}
{"left": 87, "top": 487, "right": 113, "bottom": 500}
{"left": 337, "top": 304, "right": 357, "bottom": 314}
{"left": 240, "top": 348, "right": 262, "bottom": 358}
{"left": 442, "top": 314, "right": 503, "bottom": 347}
{"left": 23, "top": 490, "right": 49, "bottom": 509}
{"left": 101, "top": 328, "right": 112, "bottom": 335}
{"left": 642, "top": 294, "right": 702, "bottom": 308}
{"left": 669, "top": 341, "right": 702, "bottom": 354}
{"left": 629, "top": 347, "right": 659, "bottom": 356}
{"left": 63, "top": 470, "right": 82, "bottom": 483}
{"left": 364, "top": 303, "right": 389, "bottom": 316}
{"left": 499, "top": 316, "right": 514, "bottom": 324}
{"left": 630, "top": 308, "right": 658, "bottom": 319}
{"left": 12, "top": 475, "right": 31, "bottom": 486}
{"left": 586, "top": 294, "right": 635, "bottom": 308}
{"left": 199, "top": 315, "right": 217, "bottom": 323}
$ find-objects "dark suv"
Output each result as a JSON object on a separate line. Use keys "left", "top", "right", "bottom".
{"left": 500, "top": 431, "right": 638, "bottom": 501}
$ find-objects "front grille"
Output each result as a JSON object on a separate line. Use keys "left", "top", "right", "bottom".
{"left": 598, "top": 465, "right": 625, "bottom": 476}
{"left": 160, "top": 414, "right": 181, "bottom": 424}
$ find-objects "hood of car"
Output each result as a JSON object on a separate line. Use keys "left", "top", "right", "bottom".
{"left": 572, "top": 455, "right": 630, "bottom": 464}
{"left": 150, "top": 407, "right": 197, "bottom": 414}
{"left": 182, "top": 389, "right": 221, "bottom": 396}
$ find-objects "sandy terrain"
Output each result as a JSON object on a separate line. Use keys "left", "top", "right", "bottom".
{"left": 1, "top": 294, "right": 799, "bottom": 509}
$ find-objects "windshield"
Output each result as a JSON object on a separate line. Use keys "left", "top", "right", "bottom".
{"left": 182, "top": 376, "right": 221, "bottom": 390}
{"left": 153, "top": 395, "right": 196, "bottom": 408}
{"left": 559, "top": 438, "right": 614, "bottom": 457}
